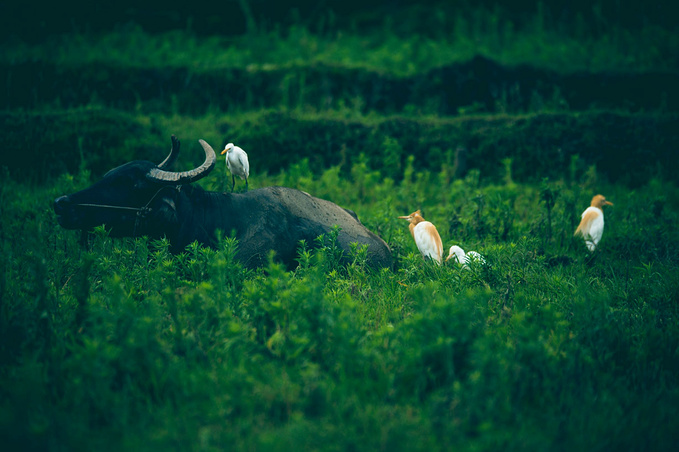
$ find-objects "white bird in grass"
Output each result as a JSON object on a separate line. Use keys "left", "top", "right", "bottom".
{"left": 446, "top": 245, "right": 486, "bottom": 268}
{"left": 221, "top": 143, "right": 249, "bottom": 192}
{"left": 574, "top": 194, "right": 613, "bottom": 251}
{"left": 398, "top": 210, "right": 443, "bottom": 264}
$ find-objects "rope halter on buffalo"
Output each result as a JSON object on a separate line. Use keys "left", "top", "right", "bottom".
{"left": 72, "top": 185, "right": 181, "bottom": 238}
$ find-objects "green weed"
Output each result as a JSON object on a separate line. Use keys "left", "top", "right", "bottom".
{"left": 2, "top": 162, "right": 679, "bottom": 450}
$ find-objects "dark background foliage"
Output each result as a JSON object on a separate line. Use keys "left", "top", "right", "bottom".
{"left": 2, "top": 0, "right": 676, "bottom": 40}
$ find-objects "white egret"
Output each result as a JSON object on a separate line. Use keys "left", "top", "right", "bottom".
{"left": 398, "top": 210, "right": 443, "bottom": 264}
{"left": 446, "top": 245, "right": 485, "bottom": 268}
{"left": 221, "top": 142, "right": 249, "bottom": 192}
{"left": 574, "top": 194, "right": 613, "bottom": 251}
{"left": 446, "top": 245, "right": 466, "bottom": 265}
{"left": 467, "top": 251, "right": 485, "bottom": 264}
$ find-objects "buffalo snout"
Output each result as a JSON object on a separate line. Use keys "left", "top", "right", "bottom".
{"left": 54, "top": 196, "right": 71, "bottom": 214}
{"left": 54, "top": 195, "right": 78, "bottom": 228}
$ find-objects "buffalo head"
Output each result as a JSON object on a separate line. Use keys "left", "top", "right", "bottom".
{"left": 53, "top": 135, "right": 216, "bottom": 238}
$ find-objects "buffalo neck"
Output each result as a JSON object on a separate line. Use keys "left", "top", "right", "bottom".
{"left": 174, "top": 185, "right": 242, "bottom": 249}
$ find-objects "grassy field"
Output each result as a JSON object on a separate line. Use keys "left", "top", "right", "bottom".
{"left": 2, "top": 2, "right": 679, "bottom": 450}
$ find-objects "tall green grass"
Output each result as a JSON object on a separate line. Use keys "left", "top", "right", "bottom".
{"left": 2, "top": 157, "right": 679, "bottom": 450}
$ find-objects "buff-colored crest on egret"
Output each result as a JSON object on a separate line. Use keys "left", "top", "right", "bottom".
{"left": 398, "top": 210, "right": 443, "bottom": 264}
{"left": 574, "top": 194, "right": 613, "bottom": 251}
{"left": 221, "top": 143, "right": 250, "bottom": 192}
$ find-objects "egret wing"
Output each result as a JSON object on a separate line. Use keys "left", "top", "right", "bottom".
{"left": 413, "top": 222, "right": 443, "bottom": 263}
{"left": 587, "top": 212, "right": 605, "bottom": 246}
{"left": 575, "top": 207, "right": 599, "bottom": 237}
{"left": 466, "top": 251, "right": 486, "bottom": 266}
{"left": 238, "top": 151, "right": 250, "bottom": 179}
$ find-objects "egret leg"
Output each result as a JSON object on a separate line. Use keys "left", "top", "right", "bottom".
{"left": 245, "top": 178, "right": 248, "bottom": 192}
{"left": 231, "top": 175, "right": 236, "bottom": 192}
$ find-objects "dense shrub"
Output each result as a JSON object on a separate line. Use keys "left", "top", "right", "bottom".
{"left": 3, "top": 109, "right": 678, "bottom": 187}
{"left": 2, "top": 163, "right": 679, "bottom": 450}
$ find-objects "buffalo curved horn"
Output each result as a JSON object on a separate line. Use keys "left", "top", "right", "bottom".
{"left": 157, "top": 134, "right": 181, "bottom": 169}
{"left": 146, "top": 139, "right": 217, "bottom": 185}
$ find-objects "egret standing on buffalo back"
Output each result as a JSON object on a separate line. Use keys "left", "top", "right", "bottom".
{"left": 53, "top": 135, "right": 393, "bottom": 270}
{"left": 222, "top": 142, "right": 249, "bottom": 192}
{"left": 398, "top": 210, "right": 443, "bottom": 264}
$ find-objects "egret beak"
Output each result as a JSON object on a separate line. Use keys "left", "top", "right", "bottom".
{"left": 397, "top": 215, "right": 410, "bottom": 219}
{"left": 221, "top": 149, "right": 228, "bottom": 155}
{"left": 605, "top": 200, "right": 613, "bottom": 206}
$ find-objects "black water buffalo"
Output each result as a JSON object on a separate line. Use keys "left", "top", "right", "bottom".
{"left": 53, "top": 136, "right": 393, "bottom": 269}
